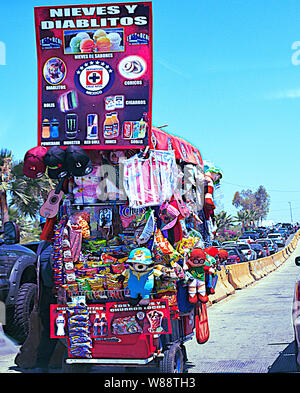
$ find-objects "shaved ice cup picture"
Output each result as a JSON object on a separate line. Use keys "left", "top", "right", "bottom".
{"left": 64, "top": 28, "right": 124, "bottom": 54}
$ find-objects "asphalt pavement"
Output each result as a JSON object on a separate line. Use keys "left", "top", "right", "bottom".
{"left": 185, "top": 239, "right": 300, "bottom": 373}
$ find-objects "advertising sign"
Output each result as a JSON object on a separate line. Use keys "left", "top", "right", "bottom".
{"left": 34, "top": 2, "right": 152, "bottom": 149}
{"left": 50, "top": 299, "right": 171, "bottom": 340}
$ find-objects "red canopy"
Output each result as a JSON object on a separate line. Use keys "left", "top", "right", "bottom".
{"left": 150, "top": 126, "right": 203, "bottom": 167}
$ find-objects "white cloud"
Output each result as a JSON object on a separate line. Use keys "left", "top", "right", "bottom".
{"left": 265, "top": 88, "right": 300, "bottom": 100}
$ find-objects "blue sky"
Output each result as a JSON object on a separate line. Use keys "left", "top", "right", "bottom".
{"left": 1, "top": 0, "right": 300, "bottom": 223}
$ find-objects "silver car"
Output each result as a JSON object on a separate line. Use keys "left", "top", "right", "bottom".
{"left": 267, "top": 233, "right": 285, "bottom": 248}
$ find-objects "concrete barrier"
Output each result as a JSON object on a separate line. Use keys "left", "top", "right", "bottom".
{"left": 208, "top": 271, "right": 228, "bottom": 303}
{"left": 249, "top": 260, "right": 263, "bottom": 280}
{"left": 226, "top": 262, "right": 254, "bottom": 289}
{"left": 219, "top": 266, "right": 235, "bottom": 295}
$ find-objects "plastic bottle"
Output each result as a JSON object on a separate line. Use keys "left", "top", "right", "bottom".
{"left": 55, "top": 313, "right": 65, "bottom": 336}
{"left": 93, "top": 313, "right": 101, "bottom": 336}
{"left": 41, "top": 118, "right": 50, "bottom": 139}
{"left": 111, "top": 112, "right": 119, "bottom": 138}
{"left": 103, "top": 113, "right": 114, "bottom": 138}
{"left": 99, "top": 313, "right": 108, "bottom": 336}
{"left": 50, "top": 118, "right": 59, "bottom": 138}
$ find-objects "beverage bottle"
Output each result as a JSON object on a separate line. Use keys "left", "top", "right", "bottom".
{"left": 103, "top": 113, "right": 114, "bottom": 139}
{"left": 99, "top": 313, "right": 108, "bottom": 336}
{"left": 55, "top": 313, "right": 66, "bottom": 336}
{"left": 111, "top": 112, "right": 119, "bottom": 138}
{"left": 50, "top": 118, "right": 59, "bottom": 138}
{"left": 42, "top": 118, "right": 50, "bottom": 139}
{"left": 93, "top": 313, "right": 101, "bottom": 336}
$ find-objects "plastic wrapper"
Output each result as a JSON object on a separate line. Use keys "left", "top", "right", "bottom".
{"left": 111, "top": 262, "right": 126, "bottom": 274}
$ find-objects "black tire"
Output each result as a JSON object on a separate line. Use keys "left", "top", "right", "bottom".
{"left": 159, "top": 343, "right": 184, "bottom": 373}
{"left": 13, "top": 283, "right": 37, "bottom": 344}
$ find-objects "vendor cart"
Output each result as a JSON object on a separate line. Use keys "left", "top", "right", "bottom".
{"left": 41, "top": 126, "right": 213, "bottom": 373}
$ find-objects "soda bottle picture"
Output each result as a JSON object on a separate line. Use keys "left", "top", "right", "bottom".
{"left": 100, "top": 313, "right": 108, "bottom": 336}
{"left": 93, "top": 312, "right": 108, "bottom": 336}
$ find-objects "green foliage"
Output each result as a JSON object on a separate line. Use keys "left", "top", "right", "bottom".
{"left": 232, "top": 185, "right": 270, "bottom": 225}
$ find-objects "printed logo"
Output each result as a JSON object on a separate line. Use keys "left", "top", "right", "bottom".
{"left": 74, "top": 60, "right": 115, "bottom": 96}
{"left": 127, "top": 33, "right": 149, "bottom": 46}
{"left": 41, "top": 37, "right": 62, "bottom": 50}
{"left": 43, "top": 58, "right": 66, "bottom": 85}
{"left": 118, "top": 56, "right": 147, "bottom": 79}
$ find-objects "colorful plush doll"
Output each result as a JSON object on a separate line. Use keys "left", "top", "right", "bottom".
{"left": 118, "top": 247, "right": 154, "bottom": 305}
{"left": 203, "top": 163, "right": 223, "bottom": 219}
{"left": 204, "top": 246, "right": 219, "bottom": 295}
{"left": 183, "top": 248, "right": 215, "bottom": 303}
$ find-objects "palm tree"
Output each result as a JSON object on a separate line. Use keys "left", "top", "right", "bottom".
{"left": 215, "top": 211, "right": 234, "bottom": 232}
{"left": 234, "top": 210, "right": 251, "bottom": 231}
{"left": 9, "top": 160, "right": 54, "bottom": 219}
{"left": 0, "top": 152, "right": 53, "bottom": 231}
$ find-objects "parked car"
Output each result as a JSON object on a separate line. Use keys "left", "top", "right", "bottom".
{"left": 0, "top": 221, "right": 38, "bottom": 344}
{"left": 249, "top": 242, "right": 267, "bottom": 259}
{"left": 256, "top": 238, "right": 278, "bottom": 255}
{"left": 235, "top": 242, "right": 257, "bottom": 261}
{"left": 267, "top": 233, "right": 285, "bottom": 248}
{"left": 242, "top": 231, "right": 259, "bottom": 240}
{"left": 223, "top": 246, "right": 248, "bottom": 264}
{"left": 292, "top": 256, "right": 300, "bottom": 370}
{"left": 277, "top": 228, "right": 289, "bottom": 239}
{"left": 221, "top": 241, "right": 237, "bottom": 247}
{"left": 237, "top": 236, "right": 252, "bottom": 243}
{"left": 253, "top": 240, "right": 270, "bottom": 256}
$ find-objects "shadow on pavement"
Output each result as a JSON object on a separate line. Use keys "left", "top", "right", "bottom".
{"left": 268, "top": 341, "right": 299, "bottom": 373}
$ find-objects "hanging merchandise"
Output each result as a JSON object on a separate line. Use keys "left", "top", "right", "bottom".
{"left": 123, "top": 150, "right": 178, "bottom": 208}
{"left": 135, "top": 209, "right": 156, "bottom": 245}
{"left": 203, "top": 161, "right": 223, "bottom": 220}
{"left": 23, "top": 146, "right": 47, "bottom": 179}
{"left": 72, "top": 166, "right": 100, "bottom": 205}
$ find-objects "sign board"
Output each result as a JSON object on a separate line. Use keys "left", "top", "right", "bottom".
{"left": 34, "top": 2, "right": 152, "bottom": 149}
{"left": 50, "top": 299, "right": 171, "bottom": 340}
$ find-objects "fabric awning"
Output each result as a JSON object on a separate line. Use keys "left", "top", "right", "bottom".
{"left": 150, "top": 126, "right": 203, "bottom": 167}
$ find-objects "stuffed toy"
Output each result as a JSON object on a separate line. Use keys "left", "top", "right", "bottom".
{"left": 204, "top": 247, "right": 219, "bottom": 294}
{"left": 203, "top": 163, "right": 223, "bottom": 220}
{"left": 118, "top": 247, "right": 154, "bottom": 305}
{"left": 183, "top": 248, "right": 215, "bottom": 303}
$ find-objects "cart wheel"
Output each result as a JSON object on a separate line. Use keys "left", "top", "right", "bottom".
{"left": 159, "top": 343, "right": 184, "bottom": 373}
